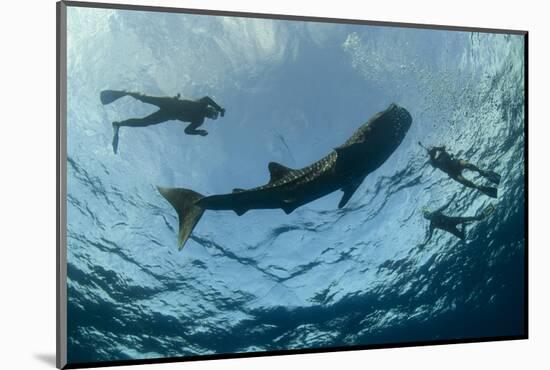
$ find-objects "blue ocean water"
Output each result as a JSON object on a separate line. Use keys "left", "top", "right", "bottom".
{"left": 65, "top": 7, "right": 525, "bottom": 365}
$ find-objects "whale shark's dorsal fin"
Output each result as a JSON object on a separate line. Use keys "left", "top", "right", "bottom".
{"left": 268, "top": 162, "right": 294, "bottom": 183}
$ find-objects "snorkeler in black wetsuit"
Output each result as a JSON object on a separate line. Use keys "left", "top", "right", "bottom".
{"left": 100, "top": 90, "right": 226, "bottom": 153}
{"left": 419, "top": 142, "right": 501, "bottom": 198}
{"left": 422, "top": 194, "right": 495, "bottom": 242}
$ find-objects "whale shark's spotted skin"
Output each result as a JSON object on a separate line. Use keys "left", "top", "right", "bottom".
{"left": 253, "top": 152, "right": 338, "bottom": 191}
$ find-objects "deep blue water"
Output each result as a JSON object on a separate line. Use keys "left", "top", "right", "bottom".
{"left": 65, "top": 7, "right": 525, "bottom": 365}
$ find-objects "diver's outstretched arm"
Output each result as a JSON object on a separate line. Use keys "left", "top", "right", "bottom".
{"left": 198, "top": 96, "right": 224, "bottom": 113}
{"left": 418, "top": 141, "right": 428, "bottom": 151}
{"left": 185, "top": 119, "right": 208, "bottom": 136}
{"left": 418, "top": 142, "right": 445, "bottom": 152}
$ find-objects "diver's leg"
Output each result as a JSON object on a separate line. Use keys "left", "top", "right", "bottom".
{"left": 454, "top": 205, "right": 495, "bottom": 224}
{"left": 444, "top": 225, "right": 465, "bottom": 240}
{"left": 453, "top": 216, "right": 483, "bottom": 224}
{"left": 460, "top": 160, "right": 501, "bottom": 185}
{"left": 459, "top": 160, "right": 481, "bottom": 172}
{"left": 115, "top": 110, "right": 169, "bottom": 128}
{"left": 453, "top": 174, "right": 478, "bottom": 190}
{"left": 184, "top": 120, "right": 208, "bottom": 136}
{"left": 111, "top": 110, "right": 170, "bottom": 154}
{"left": 454, "top": 174, "right": 497, "bottom": 198}
{"left": 125, "top": 93, "right": 169, "bottom": 108}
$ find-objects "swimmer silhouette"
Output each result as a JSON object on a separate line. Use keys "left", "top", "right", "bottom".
{"left": 100, "top": 90, "right": 226, "bottom": 153}
{"left": 422, "top": 194, "right": 495, "bottom": 243}
{"left": 419, "top": 142, "right": 501, "bottom": 198}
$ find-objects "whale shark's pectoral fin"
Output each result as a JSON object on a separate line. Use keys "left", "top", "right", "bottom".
{"left": 281, "top": 204, "right": 298, "bottom": 214}
{"left": 231, "top": 189, "right": 248, "bottom": 215}
{"left": 268, "top": 162, "right": 294, "bottom": 183}
{"left": 280, "top": 198, "right": 298, "bottom": 214}
{"left": 338, "top": 180, "right": 363, "bottom": 208}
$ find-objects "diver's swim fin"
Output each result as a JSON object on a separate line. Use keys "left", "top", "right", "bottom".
{"left": 482, "top": 204, "right": 495, "bottom": 218}
{"left": 482, "top": 170, "right": 501, "bottom": 185}
{"left": 479, "top": 186, "right": 497, "bottom": 198}
{"left": 100, "top": 90, "right": 128, "bottom": 105}
{"left": 338, "top": 178, "right": 364, "bottom": 209}
{"left": 157, "top": 187, "right": 205, "bottom": 250}
{"left": 112, "top": 123, "right": 120, "bottom": 154}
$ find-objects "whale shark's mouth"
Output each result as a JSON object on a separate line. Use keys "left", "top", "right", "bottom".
{"left": 398, "top": 107, "right": 412, "bottom": 128}
{"left": 387, "top": 104, "right": 412, "bottom": 135}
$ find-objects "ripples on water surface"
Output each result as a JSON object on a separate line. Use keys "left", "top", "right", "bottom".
{"left": 65, "top": 7, "right": 525, "bottom": 364}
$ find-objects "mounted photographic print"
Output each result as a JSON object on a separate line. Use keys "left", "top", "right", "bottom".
{"left": 57, "top": 1, "right": 528, "bottom": 368}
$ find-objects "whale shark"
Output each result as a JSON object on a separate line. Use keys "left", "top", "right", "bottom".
{"left": 158, "top": 103, "right": 412, "bottom": 250}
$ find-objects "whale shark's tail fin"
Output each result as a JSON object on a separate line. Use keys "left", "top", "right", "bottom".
{"left": 157, "top": 187, "right": 205, "bottom": 250}
{"left": 100, "top": 90, "right": 127, "bottom": 105}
